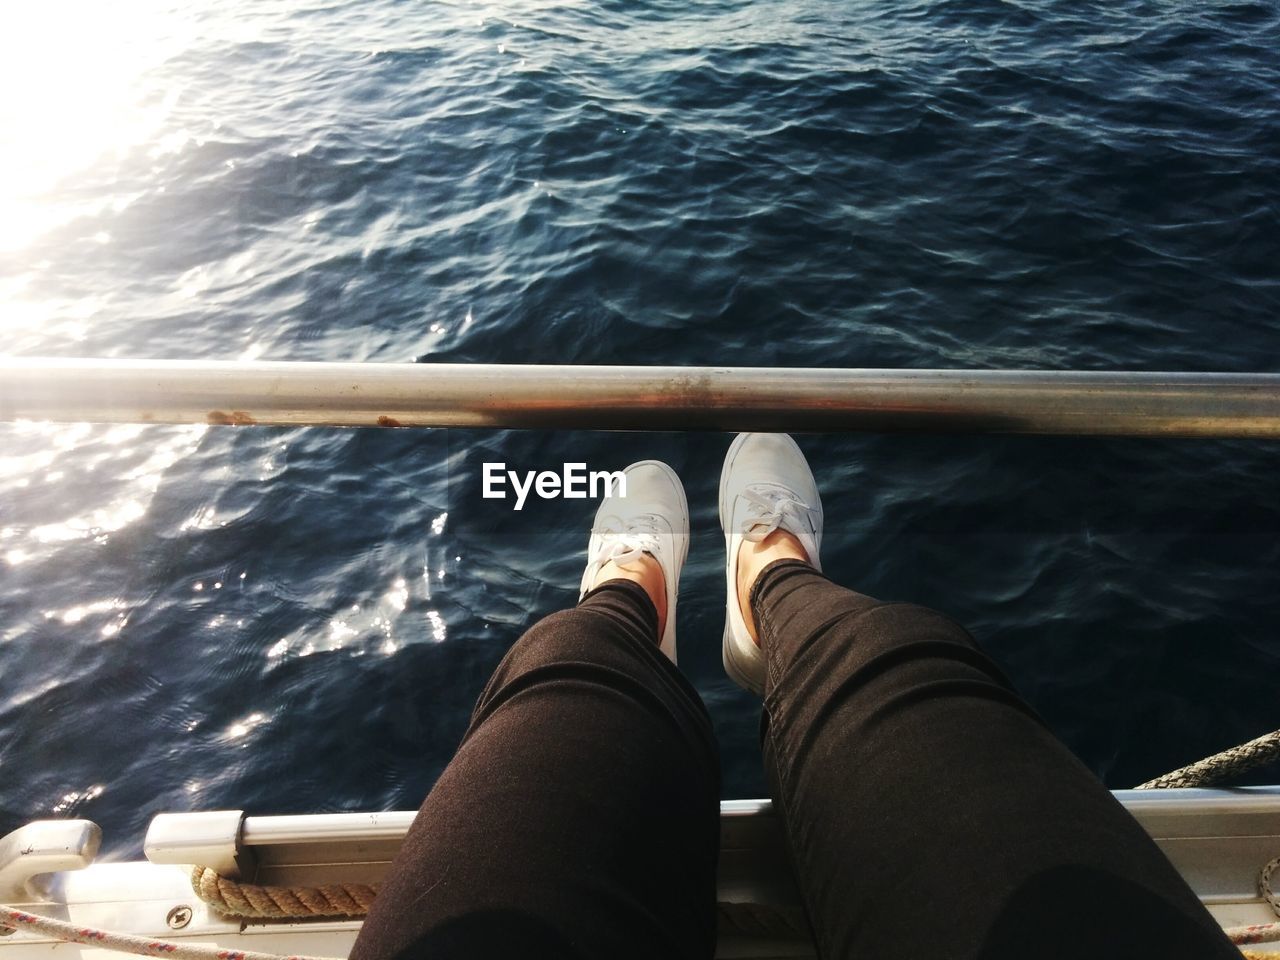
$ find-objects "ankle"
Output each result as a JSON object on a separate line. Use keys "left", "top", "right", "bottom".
{"left": 735, "top": 530, "right": 810, "bottom": 644}
{"left": 591, "top": 554, "right": 667, "bottom": 640}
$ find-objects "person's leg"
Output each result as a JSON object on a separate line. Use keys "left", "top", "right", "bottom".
{"left": 721, "top": 434, "right": 1238, "bottom": 959}
{"left": 353, "top": 465, "right": 718, "bottom": 960}
{"left": 752, "top": 558, "right": 1238, "bottom": 959}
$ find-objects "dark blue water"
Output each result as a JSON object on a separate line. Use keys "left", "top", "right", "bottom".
{"left": 2, "top": 0, "right": 1279, "bottom": 856}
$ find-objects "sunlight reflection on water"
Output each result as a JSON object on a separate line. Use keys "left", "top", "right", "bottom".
{"left": 1, "top": 0, "right": 1278, "bottom": 849}
{"left": 0, "top": 1, "right": 193, "bottom": 254}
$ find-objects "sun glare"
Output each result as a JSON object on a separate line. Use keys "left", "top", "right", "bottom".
{"left": 0, "top": 1, "right": 193, "bottom": 253}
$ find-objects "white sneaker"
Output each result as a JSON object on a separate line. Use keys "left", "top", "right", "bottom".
{"left": 719, "top": 434, "right": 823, "bottom": 694}
{"left": 579, "top": 460, "right": 689, "bottom": 663}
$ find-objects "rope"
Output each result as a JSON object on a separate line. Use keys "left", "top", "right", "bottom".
{"left": 1221, "top": 855, "right": 1280, "bottom": 952}
{"left": 1262, "top": 856, "right": 1280, "bottom": 918}
{"left": 191, "top": 867, "right": 377, "bottom": 919}
{"left": 190, "top": 866, "right": 811, "bottom": 938}
{"left": 1226, "top": 921, "right": 1280, "bottom": 945}
{"left": 0, "top": 906, "right": 342, "bottom": 960}
{"left": 7, "top": 884, "right": 1279, "bottom": 959}
{"left": 14, "top": 726, "right": 1280, "bottom": 960}
{"left": 1132, "top": 731, "right": 1280, "bottom": 953}
{"left": 187, "top": 861, "right": 1280, "bottom": 953}
{"left": 193, "top": 868, "right": 809, "bottom": 939}
{"left": 1136, "top": 730, "right": 1280, "bottom": 790}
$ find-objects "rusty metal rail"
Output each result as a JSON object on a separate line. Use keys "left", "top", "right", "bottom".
{"left": 1, "top": 358, "right": 1279, "bottom": 437}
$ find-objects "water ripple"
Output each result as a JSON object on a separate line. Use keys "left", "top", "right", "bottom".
{"left": 2, "top": 0, "right": 1280, "bottom": 852}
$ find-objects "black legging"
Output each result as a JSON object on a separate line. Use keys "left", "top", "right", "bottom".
{"left": 351, "top": 561, "right": 1238, "bottom": 960}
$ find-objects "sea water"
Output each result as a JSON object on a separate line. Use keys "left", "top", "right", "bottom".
{"left": 1, "top": 0, "right": 1278, "bottom": 854}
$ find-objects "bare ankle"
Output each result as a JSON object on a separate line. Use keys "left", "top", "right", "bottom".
{"left": 592, "top": 554, "right": 667, "bottom": 640}
{"left": 735, "top": 530, "right": 810, "bottom": 644}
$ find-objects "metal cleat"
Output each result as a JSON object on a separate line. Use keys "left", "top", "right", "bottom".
{"left": 0, "top": 820, "right": 101, "bottom": 904}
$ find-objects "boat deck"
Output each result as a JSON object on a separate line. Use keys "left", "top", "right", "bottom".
{"left": 4, "top": 788, "right": 1280, "bottom": 958}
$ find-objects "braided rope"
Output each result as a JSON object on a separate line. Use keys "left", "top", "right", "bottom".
{"left": 9, "top": 889, "right": 1279, "bottom": 958}
{"left": 1, "top": 905, "right": 341, "bottom": 960}
{"left": 1221, "top": 856, "right": 1280, "bottom": 950}
{"left": 1136, "top": 730, "right": 1280, "bottom": 790}
{"left": 1261, "top": 857, "right": 1280, "bottom": 918}
{"left": 1226, "top": 922, "right": 1280, "bottom": 945}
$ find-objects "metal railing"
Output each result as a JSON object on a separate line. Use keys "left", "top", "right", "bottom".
{"left": 2, "top": 357, "right": 1279, "bottom": 437}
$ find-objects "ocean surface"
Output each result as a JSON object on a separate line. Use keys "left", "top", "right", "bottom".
{"left": 2, "top": 0, "right": 1279, "bottom": 858}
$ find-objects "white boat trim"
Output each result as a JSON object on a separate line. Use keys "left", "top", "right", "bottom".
{"left": 4, "top": 789, "right": 1280, "bottom": 958}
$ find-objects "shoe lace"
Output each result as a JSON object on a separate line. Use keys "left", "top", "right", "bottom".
{"left": 740, "top": 485, "right": 816, "bottom": 543}
{"left": 585, "top": 513, "right": 662, "bottom": 580}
